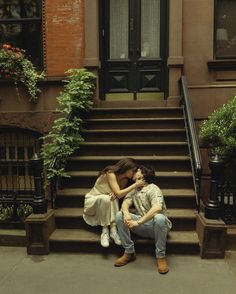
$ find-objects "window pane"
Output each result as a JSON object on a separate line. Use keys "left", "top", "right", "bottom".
{"left": 110, "top": 0, "right": 129, "bottom": 59}
{"left": 17, "top": 147, "right": 25, "bottom": 160}
{"left": 8, "top": 146, "right": 16, "bottom": 160}
{"left": 215, "top": 0, "right": 236, "bottom": 58}
{"left": 141, "top": 0, "right": 160, "bottom": 58}
{"left": 0, "top": 22, "right": 42, "bottom": 68}
{"left": 0, "top": 0, "right": 41, "bottom": 19}
{"left": 0, "top": 146, "right": 6, "bottom": 159}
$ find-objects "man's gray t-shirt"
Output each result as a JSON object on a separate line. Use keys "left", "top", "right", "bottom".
{"left": 124, "top": 183, "right": 172, "bottom": 228}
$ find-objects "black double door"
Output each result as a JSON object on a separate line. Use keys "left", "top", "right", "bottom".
{"left": 100, "top": 0, "right": 168, "bottom": 100}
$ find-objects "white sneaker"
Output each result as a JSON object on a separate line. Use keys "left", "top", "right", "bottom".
{"left": 100, "top": 230, "right": 110, "bottom": 248}
{"left": 110, "top": 230, "right": 122, "bottom": 246}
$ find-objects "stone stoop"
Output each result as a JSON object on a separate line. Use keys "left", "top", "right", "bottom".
{"left": 48, "top": 106, "right": 201, "bottom": 255}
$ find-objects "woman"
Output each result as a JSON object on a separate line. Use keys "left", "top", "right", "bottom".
{"left": 83, "top": 158, "right": 145, "bottom": 248}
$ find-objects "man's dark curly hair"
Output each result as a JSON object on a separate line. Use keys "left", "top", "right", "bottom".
{"left": 139, "top": 165, "right": 156, "bottom": 184}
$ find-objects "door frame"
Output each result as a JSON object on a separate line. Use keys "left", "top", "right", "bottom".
{"left": 98, "top": 0, "right": 169, "bottom": 100}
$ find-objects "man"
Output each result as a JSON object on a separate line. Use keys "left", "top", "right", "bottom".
{"left": 114, "top": 165, "right": 172, "bottom": 274}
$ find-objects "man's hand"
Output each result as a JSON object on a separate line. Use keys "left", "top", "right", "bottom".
{"left": 126, "top": 219, "right": 139, "bottom": 229}
{"left": 123, "top": 211, "right": 132, "bottom": 225}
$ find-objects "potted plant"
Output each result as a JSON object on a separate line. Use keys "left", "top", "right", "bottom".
{"left": 0, "top": 44, "right": 45, "bottom": 102}
{"left": 200, "top": 96, "right": 236, "bottom": 222}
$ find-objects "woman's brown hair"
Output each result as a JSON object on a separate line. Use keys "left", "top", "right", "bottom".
{"left": 99, "top": 157, "right": 138, "bottom": 176}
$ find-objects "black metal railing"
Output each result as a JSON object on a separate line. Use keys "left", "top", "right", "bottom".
{"left": 205, "top": 155, "right": 236, "bottom": 224}
{"left": 0, "top": 128, "right": 46, "bottom": 222}
{"left": 179, "top": 76, "right": 202, "bottom": 211}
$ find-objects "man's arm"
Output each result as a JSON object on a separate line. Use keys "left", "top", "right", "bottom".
{"left": 121, "top": 199, "right": 132, "bottom": 224}
{"left": 126, "top": 203, "right": 162, "bottom": 228}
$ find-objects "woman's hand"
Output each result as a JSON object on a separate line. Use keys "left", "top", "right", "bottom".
{"left": 135, "top": 178, "right": 145, "bottom": 188}
{"left": 109, "top": 192, "right": 117, "bottom": 201}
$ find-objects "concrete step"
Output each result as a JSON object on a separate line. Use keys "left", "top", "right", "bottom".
{"left": 61, "top": 170, "right": 194, "bottom": 189}
{"left": 226, "top": 225, "right": 236, "bottom": 250}
{"left": 93, "top": 98, "right": 180, "bottom": 108}
{"left": 56, "top": 188, "right": 196, "bottom": 209}
{"left": 53, "top": 207, "right": 197, "bottom": 231}
{"left": 87, "top": 107, "right": 183, "bottom": 119}
{"left": 49, "top": 228, "right": 200, "bottom": 254}
{"left": 82, "top": 129, "right": 187, "bottom": 142}
{"left": 85, "top": 118, "right": 185, "bottom": 130}
{"left": 66, "top": 155, "right": 191, "bottom": 172}
{"left": 0, "top": 229, "right": 26, "bottom": 247}
{"left": 75, "top": 142, "right": 189, "bottom": 156}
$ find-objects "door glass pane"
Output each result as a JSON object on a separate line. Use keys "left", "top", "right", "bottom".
{"left": 109, "top": 0, "right": 129, "bottom": 59}
{"left": 141, "top": 0, "right": 160, "bottom": 58}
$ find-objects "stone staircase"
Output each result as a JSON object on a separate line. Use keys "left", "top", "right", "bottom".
{"left": 49, "top": 106, "right": 200, "bottom": 254}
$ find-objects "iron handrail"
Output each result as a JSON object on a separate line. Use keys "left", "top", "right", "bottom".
{"left": 179, "top": 76, "right": 202, "bottom": 211}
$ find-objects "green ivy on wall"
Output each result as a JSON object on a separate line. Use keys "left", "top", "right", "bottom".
{"left": 41, "top": 68, "right": 96, "bottom": 181}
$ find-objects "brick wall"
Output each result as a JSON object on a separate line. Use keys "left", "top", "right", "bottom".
{"left": 44, "top": 0, "right": 85, "bottom": 77}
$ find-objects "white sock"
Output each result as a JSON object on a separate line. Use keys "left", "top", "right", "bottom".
{"left": 102, "top": 226, "right": 109, "bottom": 234}
{"left": 110, "top": 225, "right": 117, "bottom": 234}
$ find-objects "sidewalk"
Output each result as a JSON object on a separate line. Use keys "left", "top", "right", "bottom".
{"left": 0, "top": 247, "right": 236, "bottom": 294}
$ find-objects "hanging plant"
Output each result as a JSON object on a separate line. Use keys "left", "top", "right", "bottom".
{"left": 41, "top": 68, "right": 96, "bottom": 181}
{"left": 0, "top": 44, "right": 45, "bottom": 102}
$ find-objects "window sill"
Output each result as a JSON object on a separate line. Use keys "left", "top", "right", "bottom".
{"left": 0, "top": 77, "right": 65, "bottom": 85}
{"left": 208, "top": 59, "right": 236, "bottom": 71}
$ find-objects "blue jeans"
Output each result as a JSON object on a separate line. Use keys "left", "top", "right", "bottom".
{"left": 116, "top": 211, "right": 170, "bottom": 258}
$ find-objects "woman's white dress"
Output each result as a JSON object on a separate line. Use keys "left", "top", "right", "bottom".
{"left": 83, "top": 174, "right": 119, "bottom": 226}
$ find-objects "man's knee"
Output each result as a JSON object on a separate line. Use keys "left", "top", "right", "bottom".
{"left": 116, "top": 211, "right": 123, "bottom": 223}
{"left": 153, "top": 214, "right": 167, "bottom": 227}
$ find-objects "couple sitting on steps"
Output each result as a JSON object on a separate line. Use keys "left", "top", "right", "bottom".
{"left": 83, "top": 158, "right": 172, "bottom": 274}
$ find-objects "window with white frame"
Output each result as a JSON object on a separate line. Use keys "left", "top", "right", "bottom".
{"left": 215, "top": 0, "right": 236, "bottom": 58}
{"left": 0, "top": 0, "right": 43, "bottom": 68}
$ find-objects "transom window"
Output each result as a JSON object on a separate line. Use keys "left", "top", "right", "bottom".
{"left": 215, "top": 0, "right": 236, "bottom": 58}
{"left": 0, "top": 0, "right": 43, "bottom": 68}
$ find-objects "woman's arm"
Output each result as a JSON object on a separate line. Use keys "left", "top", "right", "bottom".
{"left": 107, "top": 172, "right": 144, "bottom": 199}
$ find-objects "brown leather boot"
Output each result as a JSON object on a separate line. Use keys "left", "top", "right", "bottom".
{"left": 114, "top": 253, "right": 136, "bottom": 267}
{"left": 156, "top": 257, "right": 169, "bottom": 274}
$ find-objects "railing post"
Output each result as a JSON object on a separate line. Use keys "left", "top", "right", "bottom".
{"left": 30, "top": 154, "right": 47, "bottom": 214}
{"left": 205, "top": 155, "right": 224, "bottom": 219}
{"left": 232, "top": 160, "right": 236, "bottom": 222}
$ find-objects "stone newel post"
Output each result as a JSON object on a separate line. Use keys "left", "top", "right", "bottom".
{"left": 30, "top": 154, "right": 47, "bottom": 214}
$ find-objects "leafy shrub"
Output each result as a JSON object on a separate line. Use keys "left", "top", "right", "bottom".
{"left": 0, "top": 204, "right": 13, "bottom": 222}
{"left": 17, "top": 204, "right": 33, "bottom": 219}
{"left": 199, "top": 96, "right": 236, "bottom": 159}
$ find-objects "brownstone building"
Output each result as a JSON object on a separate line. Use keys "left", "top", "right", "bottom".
{"left": 0, "top": 0, "right": 236, "bottom": 255}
